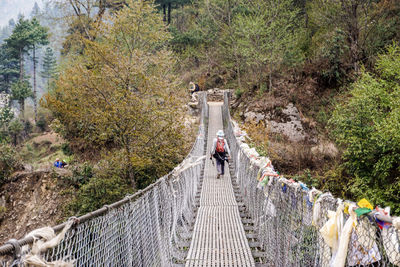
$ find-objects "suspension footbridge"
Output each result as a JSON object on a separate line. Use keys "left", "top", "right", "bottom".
{"left": 0, "top": 92, "right": 398, "bottom": 267}
{"left": 185, "top": 102, "right": 254, "bottom": 266}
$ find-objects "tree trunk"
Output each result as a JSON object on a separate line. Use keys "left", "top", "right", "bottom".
{"left": 126, "top": 154, "right": 136, "bottom": 189}
{"left": 13, "top": 134, "right": 17, "bottom": 146}
{"left": 163, "top": 4, "right": 166, "bottom": 23}
{"left": 19, "top": 98, "right": 24, "bottom": 120}
{"left": 123, "top": 137, "right": 136, "bottom": 188}
{"left": 167, "top": 2, "right": 171, "bottom": 25}
{"left": 269, "top": 71, "right": 272, "bottom": 94}
{"left": 19, "top": 48, "right": 25, "bottom": 121}
{"left": 346, "top": 2, "right": 360, "bottom": 72}
{"left": 19, "top": 48, "right": 23, "bottom": 80}
{"left": 234, "top": 46, "right": 241, "bottom": 91}
{"left": 33, "top": 45, "right": 37, "bottom": 123}
{"left": 236, "top": 60, "right": 241, "bottom": 91}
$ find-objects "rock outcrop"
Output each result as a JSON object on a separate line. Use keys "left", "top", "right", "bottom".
{"left": 267, "top": 103, "right": 306, "bottom": 142}
{"left": 241, "top": 102, "right": 307, "bottom": 142}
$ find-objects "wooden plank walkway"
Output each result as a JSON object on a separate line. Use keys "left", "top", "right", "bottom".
{"left": 185, "top": 103, "right": 255, "bottom": 267}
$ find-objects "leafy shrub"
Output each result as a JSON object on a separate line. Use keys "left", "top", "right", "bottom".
{"left": 235, "top": 88, "right": 244, "bottom": 98}
{"left": 329, "top": 44, "right": 400, "bottom": 213}
{"left": 36, "top": 115, "right": 47, "bottom": 132}
{"left": 66, "top": 174, "right": 132, "bottom": 216}
{"left": 24, "top": 120, "right": 32, "bottom": 134}
{"left": 316, "top": 109, "right": 328, "bottom": 126}
{"left": 294, "top": 169, "right": 320, "bottom": 189}
{"left": 65, "top": 158, "right": 133, "bottom": 216}
{"left": 0, "top": 107, "right": 14, "bottom": 143}
{"left": 8, "top": 119, "right": 23, "bottom": 145}
{"left": 319, "top": 29, "right": 347, "bottom": 86}
{"left": 63, "top": 162, "right": 93, "bottom": 188}
{"left": 0, "top": 143, "right": 21, "bottom": 184}
{"left": 61, "top": 142, "right": 72, "bottom": 156}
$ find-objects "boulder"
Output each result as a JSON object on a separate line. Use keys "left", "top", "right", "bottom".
{"left": 244, "top": 111, "right": 265, "bottom": 123}
{"left": 266, "top": 103, "right": 306, "bottom": 142}
{"left": 282, "top": 103, "right": 301, "bottom": 120}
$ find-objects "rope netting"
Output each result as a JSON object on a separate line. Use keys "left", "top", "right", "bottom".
{"left": 0, "top": 92, "right": 208, "bottom": 267}
{"left": 222, "top": 91, "right": 400, "bottom": 267}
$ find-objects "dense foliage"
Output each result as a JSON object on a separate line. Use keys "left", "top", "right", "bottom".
{"left": 168, "top": 0, "right": 400, "bottom": 91}
{"left": 0, "top": 15, "right": 51, "bottom": 147}
{"left": 65, "top": 157, "right": 134, "bottom": 215}
{"left": 43, "top": 0, "right": 186, "bottom": 190}
{"left": 0, "top": 143, "right": 21, "bottom": 184}
{"left": 330, "top": 44, "right": 400, "bottom": 213}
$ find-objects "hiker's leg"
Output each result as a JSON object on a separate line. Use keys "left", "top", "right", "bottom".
{"left": 216, "top": 159, "right": 222, "bottom": 174}
{"left": 221, "top": 159, "right": 225, "bottom": 175}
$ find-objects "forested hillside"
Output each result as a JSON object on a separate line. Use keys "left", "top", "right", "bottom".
{"left": 0, "top": 0, "right": 194, "bottom": 236}
{"left": 0, "top": 0, "right": 399, "bottom": 238}
{"left": 162, "top": 0, "right": 400, "bottom": 213}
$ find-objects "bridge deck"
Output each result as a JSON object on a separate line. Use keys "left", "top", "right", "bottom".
{"left": 185, "top": 103, "right": 255, "bottom": 267}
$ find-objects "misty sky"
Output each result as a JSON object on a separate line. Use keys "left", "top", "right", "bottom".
{"left": 0, "top": 0, "right": 44, "bottom": 27}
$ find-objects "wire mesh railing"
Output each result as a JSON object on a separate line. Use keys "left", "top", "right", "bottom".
{"left": 0, "top": 92, "right": 208, "bottom": 267}
{"left": 222, "top": 91, "right": 400, "bottom": 267}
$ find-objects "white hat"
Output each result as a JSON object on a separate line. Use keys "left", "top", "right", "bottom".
{"left": 216, "top": 130, "right": 224, "bottom": 137}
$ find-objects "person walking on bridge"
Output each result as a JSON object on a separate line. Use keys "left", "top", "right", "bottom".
{"left": 210, "top": 130, "right": 231, "bottom": 179}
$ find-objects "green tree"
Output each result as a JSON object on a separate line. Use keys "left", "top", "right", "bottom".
{"left": 10, "top": 80, "right": 32, "bottom": 118}
{"left": 53, "top": 0, "right": 117, "bottom": 55}
{"left": 199, "top": 0, "right": 247, "bottom": 88}
{"left": 0, "top": 106, "right": 14, "bottom": 142}
{"left": 29, "top": 18, "right": 49, "bottom": 123}
{"left": 0, "top": 143, "right": 21, "bottom": 184}
{"left": 5, "top": 17, "right": 49, "bottom": 121}
{"left": 307, "top": 0, "right": 400, "bottom": 72}
{"left": 41, "top": 47, "right": 57, "bottom": 90}
{"left": 43, "top": 0, "right": 185, "bottom": 188}
{"left": 329, "top": 43, "right": 400, "bottom": 212}
{"left": 4, "top": 17, "right": 33, "bottom": 81}
{"left": 0, "top": 45, "right": 19, "bottom": 94}
{"left": 231, "top": 0, "right": 303, "bottom": 91}
{"left": 8, "top": 119, "right": 23, "bottom": 146}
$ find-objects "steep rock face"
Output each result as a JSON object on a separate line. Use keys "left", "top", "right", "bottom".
{"left": 242, "top": 102, "right": 306, "bottom": 142}
{"left": 0, "top": 168, "right": 72, "bottom": 244}
{"left": 267, "top": 103, "right": 306, "bottom": 142}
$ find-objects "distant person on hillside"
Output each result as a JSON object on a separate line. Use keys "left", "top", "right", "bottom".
{"left": 189, "top": 81, "right": 200, "bottom": 94}
{"left": 61, "top": 160, "right": 68, "bottom": 168}
{"left": 210, "top": 130, "right": 231, "bottom": 179}
{"left": 54, "top": 158, "right": 62, "bottom": 168}
{"left": 189, "top": 81, "right": 200, "bottom": 102}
